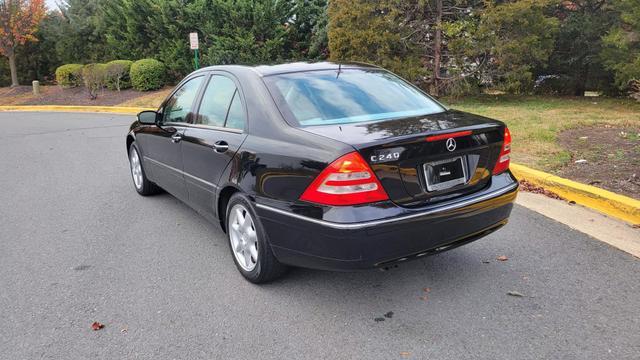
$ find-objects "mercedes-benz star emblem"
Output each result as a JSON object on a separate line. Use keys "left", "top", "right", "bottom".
{"left": 446, "top": 138, "right": 457, "bottom": 152}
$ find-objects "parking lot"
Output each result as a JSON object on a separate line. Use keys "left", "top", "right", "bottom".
{"left": 1, "top": 112, "right": 639, "bottom": 359}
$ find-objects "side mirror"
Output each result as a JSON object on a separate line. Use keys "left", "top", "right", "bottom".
{"left": 137, "top": 110, "right": 158, "bottom": 125}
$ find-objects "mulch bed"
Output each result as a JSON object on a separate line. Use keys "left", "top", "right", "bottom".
{"left": 22, "top": 86, "right": 143, "bottom": 106}
{"left": 0, "top": 85, "right": 146, "bottom": 106}
{"left": 557, "top": 126, "right": 640, "bottom": 200}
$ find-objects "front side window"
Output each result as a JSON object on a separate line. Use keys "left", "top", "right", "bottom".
{"left": 264, "top": 69, "right": 445, "bottom": 127}
{"left": 196, "top": 75, "right": 245, "bottom": 130}
{"left": 162, "top": 76, "right": 204, "bottom": 124}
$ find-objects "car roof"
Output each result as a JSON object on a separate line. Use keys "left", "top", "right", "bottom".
{"left": 196, "top": 61, "right": 381, "bottom": 77}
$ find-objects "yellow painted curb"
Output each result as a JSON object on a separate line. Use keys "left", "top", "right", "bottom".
{"left": 511, "top": 163, "right": 640, "bottom": 224}
{"left": 0, "top": 105, "right": 153, "bottom": 115}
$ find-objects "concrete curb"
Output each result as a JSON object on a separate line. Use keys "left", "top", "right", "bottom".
{"left": 0, "top": 105, "right": 151, "bottom": 115}
{"left": 2, "top": 106, "right": 638, "bottom": 224}
{"left": 511, "top": 163, "right": 640, "bottom": 224}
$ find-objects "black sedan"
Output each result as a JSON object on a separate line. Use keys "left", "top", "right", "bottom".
{"left": 126, "top": 62, "right": 518, "bottom": 283}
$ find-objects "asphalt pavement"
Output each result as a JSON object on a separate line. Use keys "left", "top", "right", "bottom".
{"left": 1, "top": 112, "right": 639, "bottom": 360}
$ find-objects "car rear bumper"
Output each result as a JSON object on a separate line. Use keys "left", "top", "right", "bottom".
{"left": 255, "top": 172, "right": 518, "bottom": 271}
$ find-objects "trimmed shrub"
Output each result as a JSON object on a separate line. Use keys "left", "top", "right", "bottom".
{"left": 130, "top": 59, "right": 165, "bottom": 91}
{"left": 105, "top": 60, "right": 134, "bottom": 91}
{"left": 82, "top": 63, "right": 107, "bottom": 100}
{"left": 55, "top": 64, "right": 84, "bottom": 88}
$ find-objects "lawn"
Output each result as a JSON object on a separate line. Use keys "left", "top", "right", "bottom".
{"left": 444, "top": 96, "right": 640, "bottom": 171}
{"left": 118, "top": 88, "right": 172, "bottom": 108}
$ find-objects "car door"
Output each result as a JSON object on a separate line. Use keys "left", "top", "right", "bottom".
{"left": 181, "top": 73, "right": 248, "bottom": 218}
{"left": 141, "top": 75, "right": 205, "bottom": 202}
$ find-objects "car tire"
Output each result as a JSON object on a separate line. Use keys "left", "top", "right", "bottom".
{"left": 226, "top": 193, "right": 288, "bottom": 283}
{"left": 128, "top": 143, "right": 161, "bottom": 196}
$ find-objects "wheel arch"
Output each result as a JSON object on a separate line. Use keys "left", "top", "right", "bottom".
{"left": 217, "top": 185, "right": 242, "bottom": 233}
{"left": 126, "top": 133, "right": 135, "bottom": 154}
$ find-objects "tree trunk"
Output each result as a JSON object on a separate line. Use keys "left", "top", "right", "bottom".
{"left": 574, "top": 64, "right": 589, "bottom": 97}
{"left": 431, "top": 0, "right": 443, "bottom": 97}
{"left": 8, "top": 49, "right": 19, "bottom": 87}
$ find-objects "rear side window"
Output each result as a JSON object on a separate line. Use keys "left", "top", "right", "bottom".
{"left": 264, "top": 69, "right": 444, "bottom": 126}
{"left": 197, "top": 75, "right": 246, "bottom": 130}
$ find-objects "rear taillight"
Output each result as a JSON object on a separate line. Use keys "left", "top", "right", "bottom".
{"left": 493, "top": 127, "right": 511, "bottom": 175}
{"left": 300, "top": 151, "right": 389, "bottom": 206}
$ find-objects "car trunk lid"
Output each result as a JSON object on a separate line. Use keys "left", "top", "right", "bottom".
{"left": 300, "top": 110, "right": 506, "bottom": 207}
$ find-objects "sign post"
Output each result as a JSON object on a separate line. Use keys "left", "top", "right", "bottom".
{"left": 189, "top": 32, "right": 199, "bottom": 70}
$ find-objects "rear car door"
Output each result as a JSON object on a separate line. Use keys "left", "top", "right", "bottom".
{"left": 182, "top": 73, "right": 248, "bottom": 218}
{"left": 141, "top": 75, "right": 205, "bottom": 202}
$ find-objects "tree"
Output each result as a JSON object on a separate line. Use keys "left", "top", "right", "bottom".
{"left": 480, "top": 0, "right": 559, "bottom": 93}
{"left": 328, "top": 0, "right": 426, "bottom": 85}
{"left": 56, "top": 0, "right": 106, "bottom": 64}
{"left": 285, "top": 0, "right": 328, "bottom": 60}
{"left": 399, "top": 0, "right": 486, "bottom": 96}
{"left": 545, "top": 0, "right": 618, "bottom": 96}
{"left": 15, "top": 12, "right": 64, "bottom": 84}
{"left": 601, "top": 0, "right": 640, "bottom": 93}
{"left": 0, "top": 0, "right": 46, "bottom": 86}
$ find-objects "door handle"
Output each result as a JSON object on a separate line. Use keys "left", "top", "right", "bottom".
{"left": 213, "top": 140, "right": 229, "bottom": 153}
{"left": 171, "top": 133, "right": 182, "bottom": 143}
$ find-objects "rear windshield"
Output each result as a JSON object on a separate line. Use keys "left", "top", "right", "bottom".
{"left": 263, "top": 69, "right": 445, "bottom": 127}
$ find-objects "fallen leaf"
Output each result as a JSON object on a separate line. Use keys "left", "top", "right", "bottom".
{"left": 496, "top": 255, "right": 508, "bottom": 261}
{"left": 91, "top": 322, "right": 104, "bottom": 331}
{"left": 507, "top": 291, "right": 524, "bottom": 297}
{"left": 400, "top": 351, "right": 411, "bottom": 357}
{"left": 383, "top": 311, "right": 394, "bottom": 319}
{"left": 422, "top": 287, "right": 431, "bottom": 293}
{"left": 631, "top": 224, "right": 640, "bottom": 229}
{"left": 568, "top": 200, "right": 576, "bottom": 205}
{"left": 120, "top": 327, "right": 128, "bottom": 333}
{"left": 518, "top": 180, "right": 564, "bottom": 200}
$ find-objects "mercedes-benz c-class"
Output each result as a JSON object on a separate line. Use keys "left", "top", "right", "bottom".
{"left": 126, "top": 62, "right": 518, "bottom": 283}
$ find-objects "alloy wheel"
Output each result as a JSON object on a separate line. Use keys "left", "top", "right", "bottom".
{"left": 228, "top": 204, "right": 258, "bottom": 271}
{"left": 129, "top": 148, "right": 143, "bottom": 190}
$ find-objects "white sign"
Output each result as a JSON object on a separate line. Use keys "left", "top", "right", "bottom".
{"left": 189, "top": 32, "right": 199, "bottom": 50}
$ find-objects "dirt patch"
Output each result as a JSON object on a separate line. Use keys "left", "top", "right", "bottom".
{"left": 0, "top": 85, "right": 161, "bottom": 106}
{"left": 557, "top": 126, "right": 640, "bottom": 199}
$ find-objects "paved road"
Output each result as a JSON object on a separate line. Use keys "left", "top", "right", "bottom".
{"left": 1, "top": 112, "right": 639, "bottom": 360}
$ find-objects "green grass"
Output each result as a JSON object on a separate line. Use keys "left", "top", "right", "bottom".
{"left": 443, "top": 95, "right": 640, "bottom": 171}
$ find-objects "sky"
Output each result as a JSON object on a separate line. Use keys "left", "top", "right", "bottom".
{"left": 46, "top": 0, "right": 59, "bottom": 10}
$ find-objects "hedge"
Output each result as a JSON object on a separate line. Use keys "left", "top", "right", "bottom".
{"left": 105, "top": 60, "right": 134, "bottom": 91}
{"left": 82, "top": 63, "right": 107, "bottom": 99}
{"left": 130, "top": 59, "right": 166, "bottom": 91}
{"left": 55, "top": 64, "right": 84, "bottom": 88}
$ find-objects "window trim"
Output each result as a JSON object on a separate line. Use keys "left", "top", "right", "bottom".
{"left": 224, "top": 89, "right": 243, "bottom": 129}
